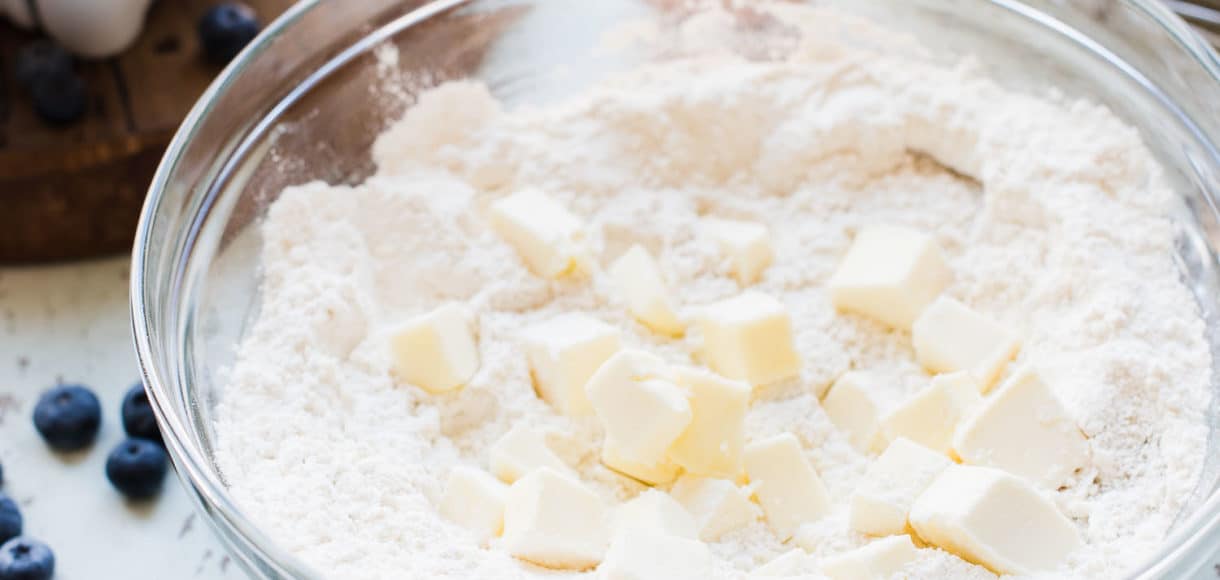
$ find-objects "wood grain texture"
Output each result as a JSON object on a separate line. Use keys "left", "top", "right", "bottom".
{"left": 0, "top": 0, "right": 294, "bottom": 264}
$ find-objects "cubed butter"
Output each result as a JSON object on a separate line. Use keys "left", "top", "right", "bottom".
{"left": 586, "top": 350, "right": 692, "bottom": 469}
{"left": 602, "top": 437, "right": 681, "bottom": 485}
{"left": 911, "top": 297, "right": 1020, "bottom": 390}
{"left": 670, "top": 476, "right": 758, "bottom": 541}
{"left": 752, "top": 549, "right": 808, "bottom": 576}
{"left": 520, "top": 313, "right": 621, "bottom": 416}
{"left": 821, "top": 372, "right": 886, "bottom": 453}
{"left": 489, "top": 425, "right": 571, "bottom": 484}
{"left": 827, "top": 225, "right": 952, "bottom": 329}
{"left": 908, "top": 465, "right": 1081, "bottom": 575}
{"left": 953, "top": 368, "right": 1088, "bottom": 488}
{"left": 389, "top": 303, "right": 479, "bottom": 394}
{"left": 699, "top": 292, "right": 801, "bottom": 386}
{"left": 599, "top": 531, "right": 712, "bottom": 580}
{"left": 609, "top": 245, "right": 684, "bottom": 336}
{"left": 702, "top": 218, "right": 774, "bottom": 284}
{"left": 503, "top": 468, "right": 610, "bottom": 570}
{"left": 849, "top": 437, "right": 952, "bottom": 537}
{"left": 743, "top": 434, "right": 831, "bottom": 539}
{"left": 821, "top": 535, "right": 918, "bottom": 580}
{"left": 669, "top": 368, "right": 751, "bottom": 478}
{"left": 881, "top": 372, "right": 982, "bottom": 454}
{"left": 489, "top": 189, "right": 588, "bottom": 278}
{"left": 439, "top": 465, "right": 509, "bottom": 542}
{"left": 613, "top": 489, "right": 698, "bottom": 540}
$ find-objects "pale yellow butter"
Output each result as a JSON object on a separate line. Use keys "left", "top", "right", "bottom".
{"left": 520, "top": 312, "right": 620, "bottom": 416}
{"left": 389, "top": 303, "right": 480, "bottom": 394}
{"left": 503, "top": 468, "right": 610, "bottom": 570}
{"left": 609, "top": 244, "right": 685, "bottom": 336}
{"left": 699, "top": 292, "right": 800, "bottom": 386}
{"left": 828, "top": 225, "right": 952, "bottom": 329}
{"left": 908, "top": 465, "right": 1081, "bottom": 575}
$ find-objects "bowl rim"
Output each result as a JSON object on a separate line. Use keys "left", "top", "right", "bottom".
{"left": 129, "top": 0, "right": 1220, "bottom": 577}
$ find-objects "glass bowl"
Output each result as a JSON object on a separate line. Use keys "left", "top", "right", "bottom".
{"left": 130, "top": 0, "right": 1220, "bottom": 577}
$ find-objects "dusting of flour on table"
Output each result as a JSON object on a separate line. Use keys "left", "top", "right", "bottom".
{"left": 213, "top": 3, "right": 1212, "bottom": 579}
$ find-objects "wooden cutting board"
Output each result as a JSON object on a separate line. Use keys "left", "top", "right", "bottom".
{"left": 0, "top": 0, "right": 295, "bottom": 264}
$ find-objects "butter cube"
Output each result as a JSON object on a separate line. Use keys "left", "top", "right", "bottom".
{"left": 821, "top": 536, "right": 918, "bottom": 580}
{"left": 821, "top": 372, "right": 886, "bottom": 453}
{"left": 752, "top": 549, "right": 808, "bottom": 576}
{"left": 702, "top": 218, "right": 774, "bottom": 284}
{"left": 908, "top": 465, "right": 1081, "bottom": 575}
{"left": 669, "top": 368, "right": 751, "bottom": 478}
{"left": 439, "top": 466, "right": 509, "bottom": 542}
{"left": 613, "top": 489, "right": 698, "bottom": 540}
{"left": 520, "top": 313, "right": 621, "bottom": 416}
{"left": 489, "top": 425, "right": 571, "bottom": 484}
{"left": 609, "top": 245, "right": 684, "bottom": 336}
{"left": 828, "top": 225, "right": 952, "bottom": 329}
{"left": 881, "top": 372, "right": 982, "bottom": 454}
{"left": 849, "top": 437, "right": 952, "bottom": 537}
{"left": 586, "top": 350, "right": 692, "bottom": 469}
{"left": 699, "top": 292, "right": 801, "bottom": 386}
{"left": 489, "top": 189, "right": 588, "bottom": 278}
{"left": 670, "top": 476, "right": 758, "bottom": 541}
{"left": 953, "top": 368, "right": 1089, "bottom": 488}
{"left": 503, "top": 468, "right": 610, "bottom": 570}
{"left": 911, "top": 297, "right": 1020, "bottom": 390}
{"left": 389, "top": 303, "right": 479, "bottom": 394}
{"left": 602, "top": 437, "right": 681, "bottom": 485}
{"left": 599, "top": 531, "right": 712, "bottom": 580}
{"left": 743, "top": 434, "right": 831, "bottom": 539}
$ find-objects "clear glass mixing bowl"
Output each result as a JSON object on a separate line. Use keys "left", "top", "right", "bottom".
{"left": 130, "top": 0, "right": 1220, "bottom": 577}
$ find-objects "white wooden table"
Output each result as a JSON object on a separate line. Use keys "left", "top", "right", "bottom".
{"left": 0, "top": 258, "right": 233, "bottom": 580}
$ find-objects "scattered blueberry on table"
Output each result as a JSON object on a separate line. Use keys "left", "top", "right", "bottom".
{"left": 121, "top": 382, "right": 161, "bottom": 444}
{"left": 0, "top": 496, "right": 20, "bottom": 546}
{"left": 32, "top": 385, "right": 101, "bottom": 452}
{"left": 14, "top": 40, "right": 87, "bottom": 126}
{"left": 0, "top": 537, "right": 55, "bottom": 580}
{"left": 13, "top": 41, "right": 73, "bottom": 91}
{"left": 105, "top": 438, "right": 169, "bottom": 500}
{"left": 198, "top": 2, "right": 261, "bottom": 65}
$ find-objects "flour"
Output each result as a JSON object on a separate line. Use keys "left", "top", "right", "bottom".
{"left": 213, "top": 3, "right": 1213, "bottom": 579}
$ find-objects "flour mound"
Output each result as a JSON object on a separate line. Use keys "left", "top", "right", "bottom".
{"left": 214, "top": 4, "right": 1211, "bottom": 579}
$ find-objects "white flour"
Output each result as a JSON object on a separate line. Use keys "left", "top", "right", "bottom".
{"left": 213, "top": 4, "right": 1212, "bottom": 579}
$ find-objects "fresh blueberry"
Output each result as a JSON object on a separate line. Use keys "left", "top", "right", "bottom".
{"left": 15, "top": 40, "right": 87, "bottom": 126}
{"left": 29, "top": 73, "right": 88, "bottom": 126}
{"left": 0, "top": 496, "right": 20, "bottom": 546}
{"left": 198, "top": 3, "right": 261, "bottom": 65}
{"left": 32, "top": 385, "right": 101, "bottom": 451}
{"left": 14, "top": 41, "right": 72, "bottom": 91}
{"left": 0, "top": 537, "right": 54, "bottom": 580}
{"left": 105, "top": 438, "right": 168, "bottom": 499}
{"left": 121, "top": 382, "right": 161, "bottom": 443}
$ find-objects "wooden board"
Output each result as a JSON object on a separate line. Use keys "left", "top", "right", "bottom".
{"left": 0, "top": 0, "right": 295, "bottom": 264}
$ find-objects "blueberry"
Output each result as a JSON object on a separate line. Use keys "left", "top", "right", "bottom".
{"left": 0, "top": 537, "right": 54, "bottom": 580}
{"left": 32, "top": 385, "right": 101, "bottom": 451}
{"left": 28, "top": 73, "right": 87, "bottom": 126}
{"left": 14, "top": 41, "right": 72, "bottom": 91}
{"left": 121, "top": 382, "right": 161, "bottom": 443}
{"left": 198, "top": 3, "right": 261, "bottom": 65}
{"left": 0, "top": 496, "right": 20, "bottom": 546}
{"left": 105, "top": 438, "right": 168, "bottom": 499}
{"left": 15, "top": 40, "right": 87, "bottom": 126}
